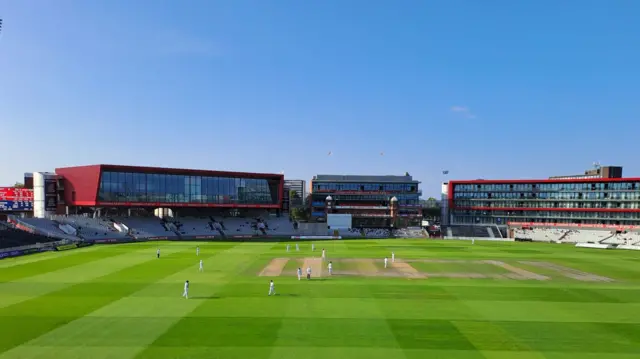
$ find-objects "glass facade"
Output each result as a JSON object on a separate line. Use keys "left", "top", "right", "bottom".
{"left": 98, "top": 171, "right": 279, "bottom": 205}
{"left": 451, "top": 180, "right": 640, "bottom": 225}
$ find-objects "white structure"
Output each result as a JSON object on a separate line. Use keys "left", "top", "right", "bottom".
{"left": 327, "top": 213, "right": 352, "bottom": 229}
{"left": 440, "top": 182, "right": 450, "bottom": 226}
{"left": 33, "top": 172, "right": 58, "bottom": 219}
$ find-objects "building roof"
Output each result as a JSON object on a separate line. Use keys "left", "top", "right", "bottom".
{"left": 313, "top": 174, "right": 418, "bottom": 183}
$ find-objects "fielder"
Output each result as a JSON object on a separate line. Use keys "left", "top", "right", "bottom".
{"left": 182, "top": 280, "right": 189, "bottom": 299}
{"left": 306, "top": 266, "right": 312, "bottom": 280}
{"left": 384, "top": 257, "right": 388, "bottom": 268}
{"left": 472, "top": 239, "right": 475, "bottom": 245}
{"left": 268, "top": 280, "right": 276, "bottom": 296}
{"left": 196, "top": 246, "right": 200, "bottom": 256}
{"left": 296, "top": 243, "right": 299, "bottom": 251}
{"left": 297, "top": 267, "right": 302, "bottom": 280}
{"left": 392, "top": 252, "right": 395, "bottom": 263}
{"left": 157, "top": 248, "right": 160, "bottom": 259}
{"left": 328, "top": 261, "right": 333, "bottom": 275}
{"left": 286, "top": 244, "right": 290, "bottom": 252}
{"left": 312, "top": 243, "right": 315, "bottom": 251}
{"left": 322, "top": 248, "right": 326, "bottom": 259}
{"left": 199, "top": 259, "right": 203, "bottom": 272}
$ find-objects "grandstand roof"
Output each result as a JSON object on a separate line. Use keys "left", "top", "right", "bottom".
{"left": 313, "top": 174, "right": 419, "bottom": 183}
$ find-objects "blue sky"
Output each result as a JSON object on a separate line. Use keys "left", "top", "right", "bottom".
{"left": 1, "top": 1, "right": 639, "bottom": 197}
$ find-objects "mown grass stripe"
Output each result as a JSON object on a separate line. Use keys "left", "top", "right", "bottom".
{"left": 0, "top": 246, "right": 121, "bottom": 281}
{"left": 0, "top": 246, "right": 209, "bottom": 353}
{"left": 132, "top": 244, "right": 275, "bottom": 359}
{"left": 0, "top": 245, "right": 188, "bottom": 310}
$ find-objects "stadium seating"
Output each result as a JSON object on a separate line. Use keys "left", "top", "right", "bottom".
{"left": 513, "top": 227, "right": 621, "bottom": 244}
{"left": 393, "top": 228, "right": 428, "bottom": 238}
{"left": 0, "top": 223, "right": 57, "bottom": 250}
{"left": 51, "top": 215, "right": 129, "bottom": 240}
{"left": 173, "top": 217, "right": 218, "bottom": 237}
{"left": 116, "top": 217, "right": 179, "bottom": 238}
{"left": 601, "top": 231, "right": 640, "bottom": 245}
{"left": 446, "top": 225, "right": 494, "bottom": 238}
{"left": 363, "top": 228, "right": 392, "bottom": 238}
{"left": 20, "top": 218, "right": 80, "bottom": 240}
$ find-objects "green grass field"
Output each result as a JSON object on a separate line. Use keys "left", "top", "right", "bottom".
{"left": 1, "top": 239, "right": 640, "bottom": 359}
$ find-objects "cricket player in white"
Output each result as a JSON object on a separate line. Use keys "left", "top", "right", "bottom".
{"left": 384, "top": 257, "right": 388, "bottom": 268}
{"left": 322, "top": 248, "right": 326, "bottom": 259}
{"left": 182, "top": 280, "right": 189, "bottom": 299}
{"left": 392, "top": 252, "right": 395, "bottom": 263}
{"left": 286, "top": 244, "right": 290, "bottom": 252}
{"left": 312, "top": 243, "right": 315, "bottom": 251}
{"left": 297, "top": 267, "right": 302, "bottom": 280}
{"left": 199, "top": 259, "right": 203, "bottom": 272}
{"left": 268, "top": 280, "right": 276, "bottom": 296}
{"left": 156, "top": 248, "right": 160, "bottom": 259}
{"left": 328, "top": 261, "right": 333, "bottom": 275}
{"left": 306, "top": 266, "right": 312, "bottom": 280}
{"left": 472, "top": 239, "right": 475, "bottom": 245}
{"left": 196, "top": 247, "right": 200, "bottom": 256}
{"left": 295, "top": 243, "right": 299, "bottom": 251}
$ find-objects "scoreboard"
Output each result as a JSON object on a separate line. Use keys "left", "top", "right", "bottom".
{"left": 0, "top": 187, "right": 34, "bottom": 211}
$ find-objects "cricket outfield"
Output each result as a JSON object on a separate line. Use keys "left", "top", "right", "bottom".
{"left": 1, "top": 239, "right": 639, "bottom": 359}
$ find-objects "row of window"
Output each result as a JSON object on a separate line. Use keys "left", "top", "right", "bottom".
{"left": 313, "top": 183, "right": 418, "bottom": 192}
{"left": 98, "top": 171, "right": 278, "bottom": 204}
{"left": 453, "top": 210, "right": 640, "bottom": 219}
{"left": 454, "top": 182, "right": 639, "bottom": 192}
{"left": 451, "top": 216, "right": 640, "bottom": 225}
{"left": 454, "top": 200, "right": 640, "bottom": 209}
{"left": 454, "top": 191, "right": 640, "bottom": 200}
{"left": 312, "top": 194, "right": 420, "bottom": 201}
{"left": 311, "top": 194, "right": 420, "bottom": 203}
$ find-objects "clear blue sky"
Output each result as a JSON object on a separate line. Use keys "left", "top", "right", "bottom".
{"left": 1, "top": 1, "right": 639, "bottom": 197}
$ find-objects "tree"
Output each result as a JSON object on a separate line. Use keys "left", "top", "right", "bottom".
{"left": 14, "top": 182, "right": 24, "bottom": 188}
{"left": 291, "top": 207, "right": 309, "bottom": 221}
{"left": 289, "top": 189, "right": 300, "bottom": 199}
{"left": 427, "top": 197, "right": 437, "bottom": 201}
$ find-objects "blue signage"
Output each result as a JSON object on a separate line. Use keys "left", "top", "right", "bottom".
{"left": 0, "top": 200, "right": 33, "bottom": 211}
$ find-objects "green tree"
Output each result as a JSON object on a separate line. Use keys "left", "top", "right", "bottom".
{"left": 14, "top": 182, "right": 25, "bottom": 188}
{"left": 291, "top": 207, "right": 309, "bottom": 221}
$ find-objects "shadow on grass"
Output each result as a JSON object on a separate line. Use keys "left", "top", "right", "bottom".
{"left": 191, "top": 296, "right": 220, "bottom": 299}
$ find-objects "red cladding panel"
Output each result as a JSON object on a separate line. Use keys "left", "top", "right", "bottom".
{"left": 55, "top": 165, "right": 102, "bottom": 206}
